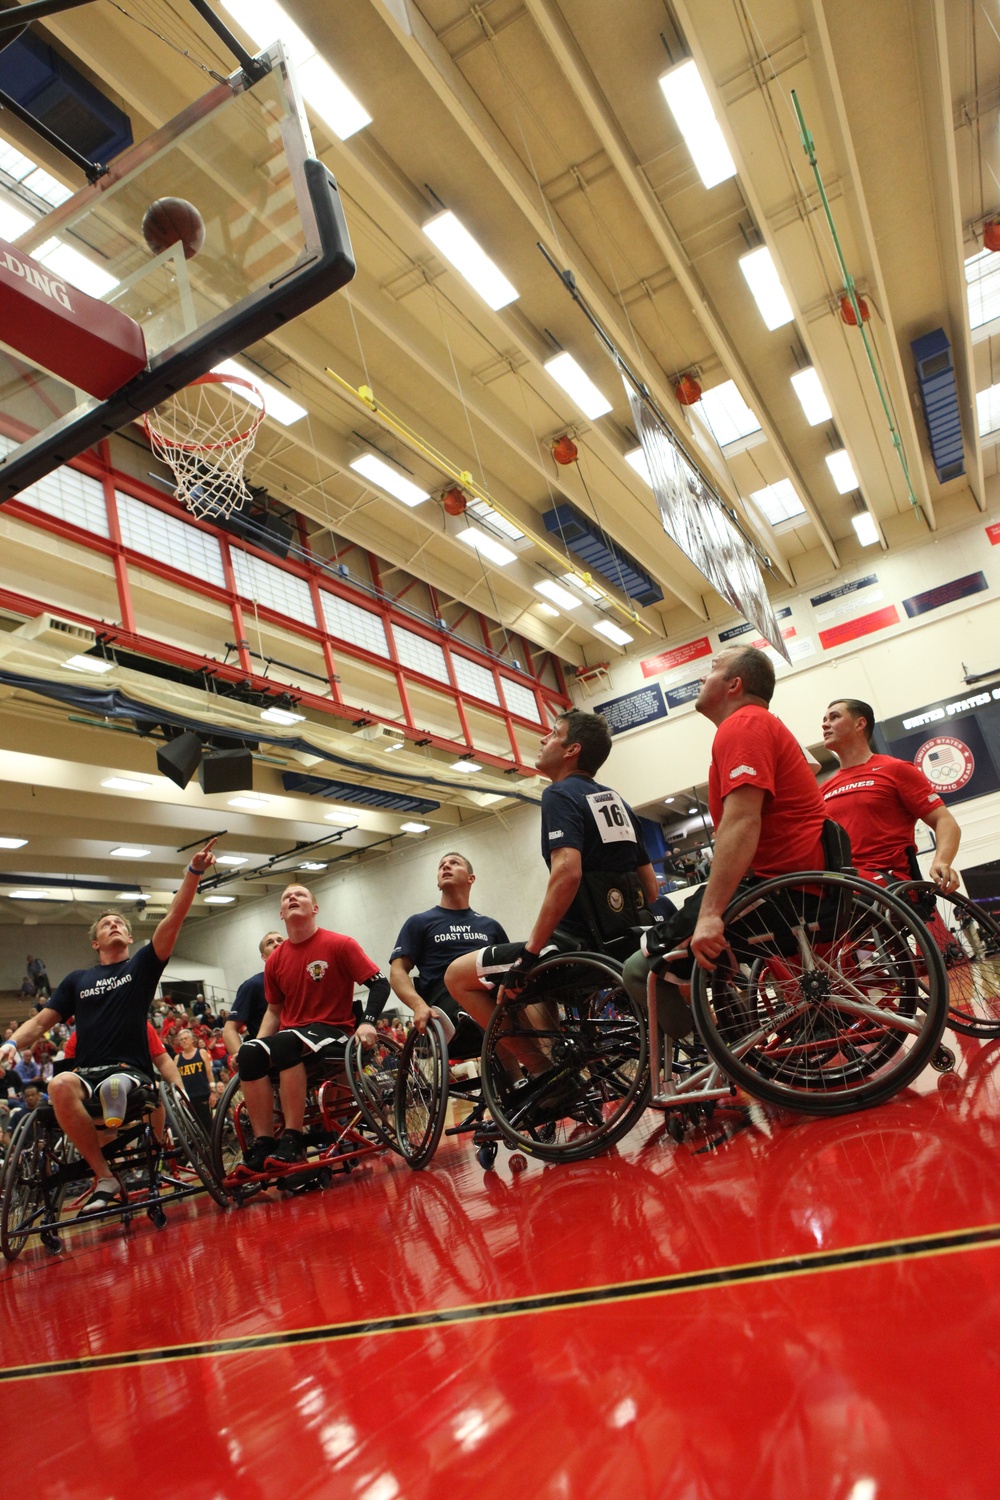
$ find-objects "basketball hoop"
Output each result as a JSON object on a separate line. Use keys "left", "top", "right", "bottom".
{"left": 143, "top": 372, "right": 264, "bottom": 519}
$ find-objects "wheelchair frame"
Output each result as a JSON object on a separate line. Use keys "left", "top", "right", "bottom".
{"left": 0, "top": 1079, "right": 226, "bottom": 1262}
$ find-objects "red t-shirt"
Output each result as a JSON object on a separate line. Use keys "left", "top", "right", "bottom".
{"left": 822, "top": 754, "right": 944, "bottom": 880}
{"left": 64, "top": 1021, "right": 165, "bottom": 1060}
{"left": 264, "top": 928, "right": 378, "bottom": 1030}
{"left": 709, "top": 705, "right": 825, "bottom": 876}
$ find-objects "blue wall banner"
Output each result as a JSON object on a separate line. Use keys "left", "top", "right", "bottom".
{"left": 902, "top": 571, "right": 988, "bottom": 619}
{"left": 810, "top": 575, "right": 879, "bottom": 608}
{"left": 666, "top": 679, "right": 702, "bottom": 709}
{"left": 596, "top": 683, "right": 668, "bottom": 735}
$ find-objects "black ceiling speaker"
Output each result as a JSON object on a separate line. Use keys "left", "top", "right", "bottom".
{"left": 156, "top": 730, "right": 203, "bottom": 789}
{"left": 199, "top": 749, "right": 254, "bottom": 795}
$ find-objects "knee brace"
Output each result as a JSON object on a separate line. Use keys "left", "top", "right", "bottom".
{"left": 236, "top": 1038, "right": 272, "bottom": 1082}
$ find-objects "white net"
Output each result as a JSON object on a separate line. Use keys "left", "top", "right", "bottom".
{"left": 143, "top": 376, "right": 264, "bottom": 519}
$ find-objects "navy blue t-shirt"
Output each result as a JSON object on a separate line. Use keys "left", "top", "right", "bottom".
{"left": 229, "top": 972, "right": 267, "bottom": 1038}
{"left": 49, "top": 942, "right": 166, "bottom": 1074}
{"left": 540, "top": 773, "right": 649, "bottom": 938}
{"left": 391, "top": 907, "right": 509, "bottom": 995}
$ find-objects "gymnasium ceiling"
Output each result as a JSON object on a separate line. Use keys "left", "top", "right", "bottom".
{"left": 0, "top": 0, "right": 997, "bottom": 924}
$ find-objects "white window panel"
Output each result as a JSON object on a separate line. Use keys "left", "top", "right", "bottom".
{"left": 693, "top": 380, "right": 762, "bottom": 450}
{"left": 976, "top": 383, "right": 1000, "bottom": 441}
{"left": 966, "top": 249, "right": 1000, "bottom": 339}
{"left": 453, "top": 653, "right": 499, "bottom": 705}
{"left": 466, "top": 496, "right": 524, "bottom": 540}
{"left": 501, "top": 678, "right": 540, "bottom": 723}
{"left": 116, "top": 493, "right": 225, "bottom": 586}
{"left": 18, "top": 464, "right": 109, "bottom": 536}
{"left": 319, "top": 590, "right": 387, "bottom": 656}
{"left": 231, "top": 548, "right": 315, "bottom": 626}
{"left": 393, "top": 626, "right": 448, "bottom": 682}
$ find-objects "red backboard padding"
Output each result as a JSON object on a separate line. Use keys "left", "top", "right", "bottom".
{"left": 0, "top": 238, "right": 146, "bottom": 399}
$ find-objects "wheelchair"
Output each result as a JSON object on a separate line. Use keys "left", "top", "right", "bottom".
{"left": 890, "top": 880, "right": 1000, "bottom": 1038}
{"left": 0, "top": 1078, "right": 227, "bottom": 1262}
{"left": 211, "top": 1034, "right": 400, "bottom": 1203}
{"left": 647, "top": 870, "right": 950, "bottom": 1126}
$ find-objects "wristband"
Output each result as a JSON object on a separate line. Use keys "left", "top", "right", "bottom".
{"left": 186, "top": 864, "right": 202, "bottom": 876}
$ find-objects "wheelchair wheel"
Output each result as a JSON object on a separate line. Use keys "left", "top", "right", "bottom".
{"left": 691, "top": 872, "right": 948, "bottom": 1115}
{"left": 345, "top": 1031, "right": 403, "bottom": 1152}
{"left": 0, "top": 1111, "right": 70, "bottom": 1262}
{"left": 209, "top": 1073, "right": 265, "bottom": 1196}
{"left": 891, "top": 882, "right": 1000, "bottom": 1037}
{"left": 160, "top": 1082, "right": 228, "bottom": 1208}
{"left": 480, "top": 952, "right": 649, "bottom": 1163}
{"left": 394, "top": 1019, "right": 449, "bottom": 1169}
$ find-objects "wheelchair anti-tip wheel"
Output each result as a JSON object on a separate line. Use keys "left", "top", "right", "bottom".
{"left": 691, "top": 871, "right": 948, "bottom": 1116}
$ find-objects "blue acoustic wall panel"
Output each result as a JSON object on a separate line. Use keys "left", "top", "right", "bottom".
{"left": 911, "top": 328, "right": 965, "bottom": 484}
{"left": 282, "top": 772, "right": 439, "bottom": 815}
{"left": 542, "top": 503, "right": 663, "bottom": 606}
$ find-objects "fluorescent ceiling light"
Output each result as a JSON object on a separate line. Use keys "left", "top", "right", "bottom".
{"left": 9, "top": 889, "right": 61, "bottom": 900}
{"left": 400, "top": 821, "right": 430, "bottom": 834}
{"left": 228, "top": 795, "right": 270, "bottom": 809}
{"left": 750, "top": 479, "right": 806, "bottom": 525}
{"left": 22, "top": 166, "right": 71, "bottom": 208}
{"left": 466, "top": 497, "right": 524, "bottom": 539}
{"left": 0, "top": 837, "right": 27, "bottom": 849}
{"left": 687, "top": 807, "right": 698, "bottom": 815}
{"left": 325, "top": 810, "right": 358, "bottom": 825}
{"left": 64, "top": 654, "right": 114, "bottom": 673}
{"left": 534, "top": 579, "right": 580, "bottom": 610}
{"left": 116, "top": 891, "right": 143, "bottom": 899}
{"left": 739, "top": 246, "right": 794, "bottom": 330}
{"left": 299, "top": 861, "right": 328, "bottom": 870}
{"left": 544, "top": 351, "right": 612, "bottom": 419}
{"left": 826, "top": 449, "right": 858, "bottom": 493}
{"left": 624, "top": 447, "right": 651, "bottom": 485}
{"left": 34, "top": 237, "right": 118, "bottom": 298}
{"left": 451, "top": 759, "right": 482, "bottom": 773}
{"left": 790, "top": 367, "right": 832, "bottom": 426}
{"left": 0, "top": 199, "right": 33, "bottom": 241}
{"left": 658, "top": 59, "right": 737, "bottom": 189}
{"left": 212, "top": 359, "right": 307, "bottom": 427}
{"left": 226, "top": 0, "right": 370, "bottom": 139}
{"left": 217, "top": 855, "right": 249, "bottom": 867}
{"left": 694, "top": 380, "right": 761, "bottom": 448}
{"left": 100, "top": 776, "right": 150, "bottom": 792}
{"left": 204, "top": 894, "right": 236, "bottom": 904}
{"left": 561, "top": 572, "right": 602, "bottom": 601}
{"left": 350, "top": 453, "right": 428, "bottom": 508}
{"left": 852, "top": 512, "right": 880, "bottom": 547}
{"left": 110, "top": 846, "right": 150, "bottom": 859}
{"left": 535, "top": 601, "right": 560, "bottom": 618}
{"left": 423, "top": 209, "right": 517, "bottom": 310}
{"left": 384, "top": 742, "right": 405, "bottom": 753}
{"left": 458, "top": 527, "right": 516, "bottom": 566}
{"left": 260, "top": 706, "right": 305, "bottom": 726}
{"left": 664, "top": 797, "right": 675, "bottom": 804}
{"left": 976, "top": 382, "right": 1000, "bottom": 438}
{"left": 594, "top": 620, "right": 633, "bottom": 647}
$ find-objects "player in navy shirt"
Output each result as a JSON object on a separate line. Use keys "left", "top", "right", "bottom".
{"left": 446, "top": 710, "right": 657, "bottom": 1028}
{"left": 223, "top": 930, "right": 283, "bottom": 1060}
{"left": 0, "top": 837, "right": 217, "bottom": 1217}
{"left": 390, "top": 852, "right": 507, "bottom": 1050}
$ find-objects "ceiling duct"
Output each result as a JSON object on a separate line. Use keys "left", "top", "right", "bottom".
{"left": 14, "top": 613, "right": 99, "bottom": 652}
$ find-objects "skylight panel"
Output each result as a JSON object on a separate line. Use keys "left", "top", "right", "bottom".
{"left": 965, "top": 248, "right": 1000, "bottom": 336}
{"left": 976, "top": 383, "right": 1000, "bottom": 440}
{"left": 466, "top": 496, "right": 524, "bottom": 540}
{"left": 749, "top": 479, "right": 806, "bottom": 525}
{"left": 694, "top": 380, "right": 762, "bottom": 449}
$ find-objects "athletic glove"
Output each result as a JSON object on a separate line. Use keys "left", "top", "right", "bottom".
{"left": 498, "top": 946, "right": 542, "bottom": 996}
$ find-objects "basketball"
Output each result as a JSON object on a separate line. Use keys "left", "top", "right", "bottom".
{"left": 141, "top": 197, "right": 206, "bottom": 260}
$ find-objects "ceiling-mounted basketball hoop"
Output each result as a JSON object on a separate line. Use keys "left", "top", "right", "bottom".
{"left": 143, "top": 372, "right": 264, "bottom": 520}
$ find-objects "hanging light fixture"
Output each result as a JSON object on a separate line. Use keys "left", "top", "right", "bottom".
{"left": 551, "top": 435, "right": 578, "bottom": 465}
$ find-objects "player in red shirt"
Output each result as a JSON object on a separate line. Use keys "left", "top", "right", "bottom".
{"left": 820, "top": 697, "right": 961, "bottom": 889}
{"left": 234, "top": 883, "right": 389, "bottom": 1172}
{"left": 624, "top": 645, "right": 827, "bottom": 1031}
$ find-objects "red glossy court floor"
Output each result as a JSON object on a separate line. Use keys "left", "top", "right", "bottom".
{"left": 4, "top": 1036, "right": 1000, "bottom": 1500}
